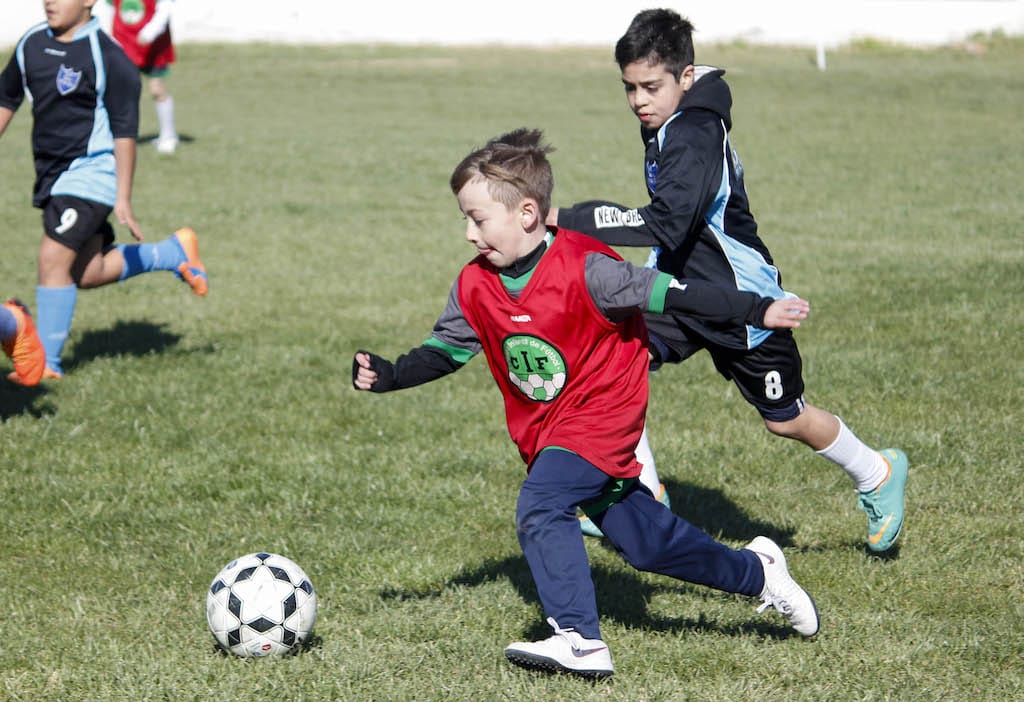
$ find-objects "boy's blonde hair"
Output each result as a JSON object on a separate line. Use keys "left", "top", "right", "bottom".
{"left": 449, "top": 128, "right": 554, "bottom": 217}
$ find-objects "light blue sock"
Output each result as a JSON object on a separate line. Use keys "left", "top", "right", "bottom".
{"left": 0, "top": 305, "right": 17, "bottom": 342}
{"left": 36, "top": 285, "right": 77, "bottom": 374}
{"left": 118, "top": 236, "right": 186, "bottom": 280}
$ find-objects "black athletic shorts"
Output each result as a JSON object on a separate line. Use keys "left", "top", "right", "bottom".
{"left": 645, "top": 315, "right": 807, "bottom": 422}
{"left": 42, "top": 196, "right": 115, "bottom": 252}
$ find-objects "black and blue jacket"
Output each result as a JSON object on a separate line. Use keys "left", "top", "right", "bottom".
{"left": 557, "top": 68, "right": 791, "bottom": 351}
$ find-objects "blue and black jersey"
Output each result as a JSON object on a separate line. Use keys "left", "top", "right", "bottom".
{"left": 556, "top": 68, "right": 790, "bottom": 351}
{"left": 0, "top": 18, "right": 140, "bottom": 207}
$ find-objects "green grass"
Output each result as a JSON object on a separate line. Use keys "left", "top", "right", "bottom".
{"left": 1, "top": 37, "right": 1023, "bottom": 701}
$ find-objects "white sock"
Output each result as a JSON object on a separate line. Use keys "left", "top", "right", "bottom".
{"left": 816, "top": 416, "right": 888, "bottom": 492}
{"left": 156, "top": 96, "right": 177, "bottom": 142}
{"left": 635, "top": 424, "right": 662, "bottom": 497}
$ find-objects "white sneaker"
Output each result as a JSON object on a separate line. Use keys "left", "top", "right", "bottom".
{"left": 745, "top": 536, "right": 820, "bottom": 636}
{"left": 155, "top": 137, "right": 178, "bottom": 154}
{"left": 504, "top": 617, "right": 614, "bottom": 678}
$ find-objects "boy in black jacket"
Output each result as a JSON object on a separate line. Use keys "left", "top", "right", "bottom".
{"left": 549, "top": 9, "right": 907, "bottom": 553}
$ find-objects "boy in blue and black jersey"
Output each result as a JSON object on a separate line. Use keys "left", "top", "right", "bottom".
{"left": 548, "top": 8, "right": 908, "bottom": 553}
{"left": 0, "top": 0, "right": 207, "bottom": 379}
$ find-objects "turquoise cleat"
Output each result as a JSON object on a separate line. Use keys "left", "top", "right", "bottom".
{"left": 859, "top": 449, "right": 909, "bottom": 553}
{"left": 579, "top": 513, "right": 605, "bottom": 539}
{"left": 656, "top": 482, "right": 671, "bottom": 511}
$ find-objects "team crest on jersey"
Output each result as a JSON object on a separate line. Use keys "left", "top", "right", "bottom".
{"left": 645, "top": 160, "right": 659, "bottom": 192}
{"left": 119, "top": 0, "right": 147, "bottom": 25}
{"left": 56, "top": 64, "right": 82, "bottom": 96}
{"left": 503, "top": 335, "right": 567, "bottom": 403}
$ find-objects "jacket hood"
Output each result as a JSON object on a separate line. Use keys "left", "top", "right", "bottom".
{"left": 679, "top": 66, "right": 732, "bottom": 131}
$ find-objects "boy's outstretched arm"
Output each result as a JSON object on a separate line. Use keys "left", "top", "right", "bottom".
{"left": 352, "top": 345, "right": 464, "bottom": 393}
{"left": 662, "top": 278, "right": 809, "bottom": 329}
{"left": 354, "top": 279, "right": 480, "bottom": 393}
{"left": 586, "top": 255, "right": 807, "bottom": 330}
{"left": 553, "top": 200, "right": 665, "bottom": 248}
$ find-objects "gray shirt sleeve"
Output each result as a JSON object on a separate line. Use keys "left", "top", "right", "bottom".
{"left": 584, "top": 253, "right": 773, "bottom": 327}
{"left": 428, "top": 279, "right": 483, "bottom": 359}
{"left": 584, "top": 253, "right": 663, "bottom": 322}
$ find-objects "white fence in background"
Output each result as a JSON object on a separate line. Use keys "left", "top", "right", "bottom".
{"left": 3, "top": 1, "right": 1023, "bottom": 49}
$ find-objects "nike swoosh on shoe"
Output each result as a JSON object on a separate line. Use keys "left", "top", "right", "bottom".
{"left": 868, "top": 515, "right": 895, "bottom": 545}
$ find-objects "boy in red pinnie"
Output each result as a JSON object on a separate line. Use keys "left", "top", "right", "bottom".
{"left": 101, "top": 0, "right": 178, "bottom": 153}
{"left": 353, "top": 129, "right": 819, "bottom": 679}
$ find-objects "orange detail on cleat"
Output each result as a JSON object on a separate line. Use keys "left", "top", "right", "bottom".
{"left": 2, "top": 299, "right": 46, "bottom": 387}
{"left": 173, "top": 227, "right": 208, "bottom": 297}
{"left": 867, "top": 515, "right": 895, "bottom": 547}
{"left": 42, "top": 366, "right": 63, "bottom": 380}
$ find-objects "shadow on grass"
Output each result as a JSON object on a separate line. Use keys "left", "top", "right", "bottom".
{"left": 381, "top": 481, "right": 805, "bottom": 642}
{"left": 1, "top": 320, "right": 185, "bottom": 420}
{"left": 64, "top": 319, "right": 183, "bottom": 373}
{"left": 866, "top": 542, "right": 902, "bottom": 560}
{"left": 382, "top": 555, "right": 800, "bottom": 640}
{"left": 0, "top": 379, "right": 53, "bottom": 421}
{"left": 661, "top": 479, "right": 798, "bottom": 547}
{"left": 139, "top": 132, "right": 196, "bottom": 147}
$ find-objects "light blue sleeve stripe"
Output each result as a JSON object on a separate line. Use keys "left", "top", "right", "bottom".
{"left": 86, "top": 27, "right": 115, "bottom": 159}
{"left": 647, "top": 114, "right": 683, "bottom": 269}
{"left": 708, "top": 128, "right": 795, "bottom": 348}
{"left": 15, "top": 24, "right": 48, "bottom": 100}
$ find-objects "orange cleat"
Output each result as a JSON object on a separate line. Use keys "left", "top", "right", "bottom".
{"left": 2, "top": 299, "right": 46, "bottom": 387}
{"left": 172, "top": 227, "right": 209, "bottom": 297}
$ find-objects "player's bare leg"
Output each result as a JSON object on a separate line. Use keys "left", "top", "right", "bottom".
{"left": 71, "top": 238, "right": 127, "bottom": 288}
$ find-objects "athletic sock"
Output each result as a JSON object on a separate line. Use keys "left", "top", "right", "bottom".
{"left": 635, "top": 424, "right": 662, "bottom": 496}
{"left": 35, "top": 285, "right": 78, "bottom": 374}
{"left": 118, "top": 236, "right": 187, "bottom": 280}
{"left": 156, "top": 96, "right": 177, "bottom": 142}
{"left": 816, "top": 416, "right": 888, "bottom": 492}
{"left": 0, "top": 304, "right": 17, "bottom": 342}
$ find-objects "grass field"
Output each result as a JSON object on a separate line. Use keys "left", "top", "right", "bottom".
{"left": 1, "top": 36, "right": 1022, "bottom": 701}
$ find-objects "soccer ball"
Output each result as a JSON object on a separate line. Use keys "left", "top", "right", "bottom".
{"left": 206, "top": 552, "right": 318, "bottom": 657}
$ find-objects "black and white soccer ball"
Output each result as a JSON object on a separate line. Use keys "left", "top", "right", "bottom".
{"left": 206, "top": 552, "right": 317, "bottom": 657}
